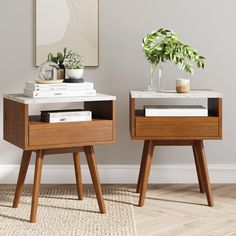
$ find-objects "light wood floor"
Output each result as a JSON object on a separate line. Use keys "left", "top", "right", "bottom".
{"left": 1, "top": 184, "right": 236, "bottom": 235}
{"left": 130, "top": 184, "right": 236, "bottom": 236}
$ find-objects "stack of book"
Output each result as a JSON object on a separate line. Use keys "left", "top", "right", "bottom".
{"left": 41, "top": 109, "right": 92, "bottom": 123}
{"left": 24, "top": 81, "right": 96, "bottom": 98}
{"left": 144, "top": 105, "right": 208, "bottom": 117}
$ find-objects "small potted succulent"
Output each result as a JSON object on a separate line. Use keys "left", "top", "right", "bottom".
{"left": 48, "top": 47, "right": 68, "bottom": 80}
{"left": 65, "top": 50, "right": 84, "bottom": 82}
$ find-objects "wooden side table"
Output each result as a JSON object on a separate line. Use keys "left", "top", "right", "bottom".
{"left": 129, "top": 90, "right": 222, "bottom": 207}
{"left": 3, "top": 93, "right": 116, "bottom": 223}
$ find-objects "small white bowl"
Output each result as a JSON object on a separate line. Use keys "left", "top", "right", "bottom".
{"left": 66, "top": 69, "right": 84, "bottom": 79}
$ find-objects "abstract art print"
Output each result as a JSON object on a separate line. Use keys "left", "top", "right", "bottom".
{"left": 36, "top": 0, "right": 98, "bottom": 66}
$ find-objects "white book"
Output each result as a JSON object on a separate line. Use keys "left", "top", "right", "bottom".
{"left": 25, "top": 81, "right": 94, "bottom": 91}
{"left": 48, "top": 116, "right": 92, "bottom": 123}
{"left": 144, "top": 105, "right": 208, "bottom": 117}
{"left": 42, "top": 110, "right": 91, "bottom": 118}
{"left": 24, "top": 89, "right": 96, "bottom": 98}
{"left": 48, "top": 111, "right": 91, "bottom": 118}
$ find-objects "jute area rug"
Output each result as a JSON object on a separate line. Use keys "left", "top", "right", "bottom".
{"left": 0, "top": 185, "right": 137, "bottom": 236}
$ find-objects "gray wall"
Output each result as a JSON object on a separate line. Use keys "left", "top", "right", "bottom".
{"left": 0, "top": 0, "right": 235, "bottom": 168}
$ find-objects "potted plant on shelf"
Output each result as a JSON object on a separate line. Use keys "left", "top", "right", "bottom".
{"left": 64, "top": 50, "right": 84, "bottom": 83}
{"left": 48, "top": 47, "right": 68, "bottom": 80}
{"left": 142, "top": 28, "right": 205, "bottom": 92}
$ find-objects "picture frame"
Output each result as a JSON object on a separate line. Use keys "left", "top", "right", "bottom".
{"left": 36, "top": 0, "right": 99, "bottom": 67}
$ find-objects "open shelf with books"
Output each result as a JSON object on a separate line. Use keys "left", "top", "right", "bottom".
{"left": 4, "top": 94, "right": 116, "bottom": 150}
{"left": 130, "top": 90, "right": 222, "bottom": 140}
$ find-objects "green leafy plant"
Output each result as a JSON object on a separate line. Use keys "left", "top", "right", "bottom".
{"left": 65, "top": 50, "right": 84, "bottom": 69}
{"left": 142, "top": 28, "right": 205, "bottom": 74}
{"left": 48, "top": 47, "right": 68, "bottom": 68}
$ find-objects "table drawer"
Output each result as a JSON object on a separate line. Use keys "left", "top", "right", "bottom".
{"left": 135, "top": 117, "right": 219, "bottom": 139}
{"left": 29, "top": 119, "right": 113, "bottom": 146}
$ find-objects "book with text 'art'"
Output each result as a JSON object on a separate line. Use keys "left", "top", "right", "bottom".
{"left": 41, "top": 109, "right": 92, "bottom": 123}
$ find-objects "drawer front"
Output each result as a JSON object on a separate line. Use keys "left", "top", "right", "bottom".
{"left": 135, "top": 117, "right": 219, "bottom": 139}
{"left": 29, "top": 120, "right": 113, "bottom": 146}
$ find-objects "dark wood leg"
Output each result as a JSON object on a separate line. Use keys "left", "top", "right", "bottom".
{"left": 139, "top": 140, "right": 155, "bottom": 207}
{"left": 84, "top": 146, "right": 106, "bottom": 214}
{"left": 30, "top": 150, "right": 44, "bottom": 223}
{"left": 195, "top": 140, "right": 214, "bottom": 206}
{"left": 13, "top": 151, "right": 32, "bottom": 208}
{"left": 136, "top": 141, "right": 149, "bottom": 193}
{"left": 192, "top": 145, "right": 205, "bottom": 193}
{"left": 73, "top": 152, "right": 83, "bottom": 200}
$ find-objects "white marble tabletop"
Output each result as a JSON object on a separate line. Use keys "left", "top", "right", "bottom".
{"left": 3, "top": 93, "right": 116, "bottom": 104}
{"left": 130, "top": 89, "right": 222, "bottom": 99}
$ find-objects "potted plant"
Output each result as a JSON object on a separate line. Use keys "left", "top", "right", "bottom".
{"left": 48, "top": 47, "right": 68, "bottom": 80}
{"left": 142, "top": 28, "right": 205, "bottom": 92}
{"left": 65, "top": 50, "right": 84, "bottom": 82}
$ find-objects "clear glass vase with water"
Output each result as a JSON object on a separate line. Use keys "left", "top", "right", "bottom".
{"left": 148, "top": 64, "right": 164, "bottom": 92}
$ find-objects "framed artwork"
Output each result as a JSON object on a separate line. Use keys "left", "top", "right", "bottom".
{"left": 36, "top": 0, "right": 98, "bottom": 66}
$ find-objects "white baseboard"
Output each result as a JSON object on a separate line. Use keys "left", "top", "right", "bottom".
{"left": 1, "top": 164, "right": 236, "bottom": 184}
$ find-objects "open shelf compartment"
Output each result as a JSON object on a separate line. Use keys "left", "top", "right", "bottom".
{"left": 130, "top": 93, "right": 222, "bottom": 140}
{"left": 28, "top": 100, "right": 115, "bottom": 147}
{"left": 4, "top": 98, "right": 116, "bottom": 150}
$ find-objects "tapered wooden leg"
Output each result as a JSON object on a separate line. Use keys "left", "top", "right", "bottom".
{"left": 13, "top": 151, "right": 32, "bottom": 208}
{"left": 195, "top": 140, "right": 214, "bottom": 206}
{"left": 30, "top": 150, "right": 44, "bottom": 223}
{"left": 139, "top": 140, "right": 155, "bottom": 207}
{"left": 136, "top": 141, "right": 149, "bottom": 193}
{"left": 192, "top": 145, "right": 205, "bottom": 193}
{"left": 84, "top": 146, "right": 106, "bottom": 214}
{"left": 73, "top": 152, "right": 83, "bottom": 200}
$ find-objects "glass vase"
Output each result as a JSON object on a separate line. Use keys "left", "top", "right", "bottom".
{"left": 148, "top": 64, "right": 164, "bottom": 92}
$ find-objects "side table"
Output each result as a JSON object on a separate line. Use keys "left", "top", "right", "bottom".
{"left": 129, "top": 89, "right": 222, "bottom": 207}
{"left": 3, "top": 93, "right": 116, "bottom": 223}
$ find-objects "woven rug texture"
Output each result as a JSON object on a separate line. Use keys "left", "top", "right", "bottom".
{"left": 0, "top": 186, "right": 137, "bottom": 236}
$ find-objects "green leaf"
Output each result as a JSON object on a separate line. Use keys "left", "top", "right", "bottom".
{"left": 142, "top": 27, "right": 205, "bottom": 74}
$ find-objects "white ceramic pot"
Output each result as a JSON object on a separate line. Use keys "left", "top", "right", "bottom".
{"left": 66, "top": 69, "right": 84, "bottom": 79}
{"left": 176, "top": 78, "right": 190, "bottom": 93}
